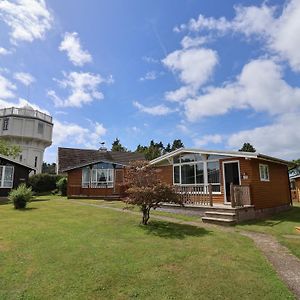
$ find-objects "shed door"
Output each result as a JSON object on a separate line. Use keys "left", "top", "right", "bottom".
{"left": 224, "top": 162, "right": 240, "bottom": 203}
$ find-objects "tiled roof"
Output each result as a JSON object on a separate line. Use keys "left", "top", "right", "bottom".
{"left": 57, "top": 147, "right": 145, "bottom": 173}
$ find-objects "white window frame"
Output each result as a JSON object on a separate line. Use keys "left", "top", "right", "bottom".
{"left": 82, "top": 167, "right": 114, "bottom": 188}
{"left": 0, "top": 165, "right": 14, "bottom": 188}
{"left": 172, "top": 155, "right": 221, "bottom": 194}
{"left": 259, "top": 164, "right": 270, "bottom": 182}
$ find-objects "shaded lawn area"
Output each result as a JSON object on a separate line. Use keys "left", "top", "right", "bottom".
{"left": 73, "top": 198, "right": 201, "bottom": 222}
{"left": 237, "top": 202, "right": 300, "bottom": 259}
{"left": 0, "top": 198, "right": 294, "bottom": 300}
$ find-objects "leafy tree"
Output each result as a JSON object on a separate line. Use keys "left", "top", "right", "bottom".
{"left": 123, "top": 161, "right": 182, "bottom": 225}
{"left": 239, "top": 142, "right": 256, "bottom": 153}
{"left": 42, "top": 162, "right": 57, "bottom": 174}
{"left": 0, "top": 139, "right": 21, "bottom": 158}
{"left": 164, "top": 143, "right": 172, "bottom": 153}
{"left": 171, "top": 139, "right": 184, "bottom": 151}
{"left": 111, "top": 138, "right": 127, "bottom": 152}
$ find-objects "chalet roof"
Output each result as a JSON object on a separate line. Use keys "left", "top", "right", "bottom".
{"left": 149, "top": 147, "right": 289, "bottom": 165}
{"left": 0, "top": 154, "right": 34, "bottom": 170}
{"left": 57, "top": 147, "right": 145, "bottom": 173}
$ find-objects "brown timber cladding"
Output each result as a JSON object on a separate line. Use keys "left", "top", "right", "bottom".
{"left": 67, "top": 168, "right": 126, "bottom": 197}
{"left": 155, "top": 157, "right": 290, "bottom": 208}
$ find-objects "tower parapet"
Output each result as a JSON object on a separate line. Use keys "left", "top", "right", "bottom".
{"left": 0, "top": 106, "right": 53, "bottom": 173}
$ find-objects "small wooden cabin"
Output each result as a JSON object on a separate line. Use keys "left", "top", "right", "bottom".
{"left": 57, "top": 147, "right": 145, "bottom": 198}
{"left": 0, "top": 154, "right": 33, "bottom": 197}
{"left": 150, "top": 148, "right": 291, "bottom": 222}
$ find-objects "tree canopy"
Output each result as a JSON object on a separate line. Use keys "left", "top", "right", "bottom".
{"left": 135, "top": 139, "right": 184, "bottom": 160}
{"left": 111, "top": 138, "right": 127, "bottom": 152}
{"left": 123, "top": 160, "right": 181, "bottom": 225}
{"left": 0, "top": 139, "right": 21, "bottom": 158}
{"left": 239, "top": 142, "right": 256, "bottom": 153}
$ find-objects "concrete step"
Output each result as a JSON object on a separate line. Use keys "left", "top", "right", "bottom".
{"left": 205, "top": 211, "right": 236, "bottom": 221}
{"left": 202, "top": 217, "right": 237, "bottom": 226}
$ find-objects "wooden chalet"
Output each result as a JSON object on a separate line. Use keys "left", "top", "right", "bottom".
{"left": 57, "top": 147, "right": 145, "bottom": 199}
{"left": 150, "top": 148, "right": 291, "bottom": 224}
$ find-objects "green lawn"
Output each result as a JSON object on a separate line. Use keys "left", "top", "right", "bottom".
{"left": 0, "top": 197, "right": 294, "bottom": 299}
{"left": 237, "top": 202, "right": 300, "bottom": 259}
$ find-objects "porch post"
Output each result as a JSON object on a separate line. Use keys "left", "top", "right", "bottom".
{"left": 230, "top": 183, "right": 235, "bottom": 208}
{"left": 208, "top": 184, "right": 213, "bottom": 206}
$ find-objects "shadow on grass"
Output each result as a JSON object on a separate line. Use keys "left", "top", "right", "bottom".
{"left": 239, "top": 206, "right": 300, "bottom": 228}
{"left": 15, "top": 207, "right": 38, "bottom": 211}
{"left": 0, "top": 199, "right": 10, "bottom": 206}
{"left": 141, "top": 220, "right": 211, "bottom": 239}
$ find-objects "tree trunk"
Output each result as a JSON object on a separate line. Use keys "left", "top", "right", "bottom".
{"left": 142, "top": 207, "right": 150, "bottom": 225}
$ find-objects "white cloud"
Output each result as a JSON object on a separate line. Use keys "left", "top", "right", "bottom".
{"left": 194, "top": 134, "right": 223, "bottom": 147}
{"left": 165, "top": 86, "right": 196, "bottom": 102}
{"left": 0, "top": 0, "right": 52, "bottom": 44}
{"left": 14, "top": 72, "right": 35, "bottom": 86}
{"left": 180, "top": 36, "right": 208, "bottom": 49}
{"left": 139, "top": 71, "right": 157, "bottom": 81}
{"left": 163, "top": 47, "right": 218, "bottom": 88}
{"left": 142, "top": 56, "right": 159, "bottom": 64}
{"left": 227, "top": 113, "right": 300, "bottom": 159}
{"left": 0, "top": 47, "right": 11, "bottom": 55}
{"left": 0, "top": 74, "right": 16, "bottom": 99}
{"left": 48, "top": 71, "right": 113, "bottom": 108}
{"left": 178, "top": 1, "right": 300, "bottom": 72}
{"left": 59, "top": 32, "right": 92, "bottom": 66}
{"left": 185, "top": 59, "right": 300, "bottom": 121}
{"left": 133, "top": 101, "right": 175, "bottom": 116}
{"left": 53, "top": 119, "right": 107, "bottom": 148}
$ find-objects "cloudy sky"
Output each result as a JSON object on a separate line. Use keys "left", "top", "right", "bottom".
{"left": 0, "top": 0, "right": 300, "bottom": 162}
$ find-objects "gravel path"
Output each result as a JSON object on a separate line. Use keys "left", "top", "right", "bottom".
{"left": 241, "top": 231, "right": 300, "bottom": 299}
{"left": 67, "top": 200, "right": 300, "bottom": 298}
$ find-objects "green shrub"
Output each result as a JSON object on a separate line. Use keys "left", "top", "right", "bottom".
{"left": 28, "top": 174, "right": 63, "bottom": 193}
{"left": 9, "top": 184, "right": 33, "bottom": 209}
{"left": 56, "top": 177, "right": 67, "bottom": 196}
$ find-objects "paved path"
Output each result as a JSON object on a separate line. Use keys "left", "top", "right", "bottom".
{"left": 67, "top": 200, "right": 300, "bottom": 298}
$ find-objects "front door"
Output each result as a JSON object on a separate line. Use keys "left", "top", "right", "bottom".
{"left": 223, "top": 162, "right": 240, "bottom": 203}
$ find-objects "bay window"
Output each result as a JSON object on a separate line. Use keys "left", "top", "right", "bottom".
{"left": 82, "top": 163, "right": 114, "bottom": 188}
{"left": 173, "top": 154, "right": 221, "bottom": 193}
{"left": 0, "top": 166, "right": 14, "bottom": 188}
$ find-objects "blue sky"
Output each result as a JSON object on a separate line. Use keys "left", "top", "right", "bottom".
{"left": 0, "top": 0, "right": 300, "bottom": 162}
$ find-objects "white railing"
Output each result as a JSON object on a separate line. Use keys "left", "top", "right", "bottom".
{"left": 174, "top": 184, "right": 213, "bottom": 206}
{"left": 0, "top": 107, "right": 52, "bottom": 123}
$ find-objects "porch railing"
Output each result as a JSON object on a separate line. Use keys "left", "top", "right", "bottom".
{"left": 230, "top": 184, "right": 251, "bottom": 207}
{"left": 174, "top": 184, "right": 213, "bottom": 206}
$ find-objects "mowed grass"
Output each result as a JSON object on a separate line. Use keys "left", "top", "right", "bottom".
{"left": 0, "top": 198, "right": 294, "bottom": 300}
{"left": 237, "top": 202, "right": 300, "bottom": 259}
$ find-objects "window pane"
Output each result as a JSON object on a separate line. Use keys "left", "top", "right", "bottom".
{"left": 181, "top": 153, "right": 196, "bottom": 163}
{"left": 181, "top": 164, "right": 195, "bottom": 184}
{"left": 173, "top": 155, "right": 180, "bottom": 164}
{"left": 212, "top": 185, "right": 221, "bottom": 192}
{"left": 98, "top": 170, "right": 106, "bottom": 182}
{"left": 4, "top": 166, "right": 13, "bottom": 181}
{"left": 196, "top": 163, "right": 204, "bottom": 184}
{"left": 173, "top": 166, "right": 180, "bottom": 183}
{"left": 207, "top": 161, "right": 220, "bottom": 184}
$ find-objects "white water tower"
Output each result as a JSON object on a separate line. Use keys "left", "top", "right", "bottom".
{"left": 0, "top": 106, "right": 53, "bottom": 173}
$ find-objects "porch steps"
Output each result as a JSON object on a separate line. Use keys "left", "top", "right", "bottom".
{"left": 202, "top": 217, "right": 236, "bottom": 226}
{"left": 202, "top": 210, "right": 237, "bottom": 226}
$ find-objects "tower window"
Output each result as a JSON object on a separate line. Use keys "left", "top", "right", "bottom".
{"left": 34, "top": 156, "right": 38, "bottom": 168}
{"left": 38, "top": 122, "right": 44, "bottom": 134}
{"left": 3, "top": 118, "right": 9, "bottom": 130}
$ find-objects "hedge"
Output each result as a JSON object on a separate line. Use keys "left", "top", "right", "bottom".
{"left": 28, "top": 173, "right": 65, "bottom": 193}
